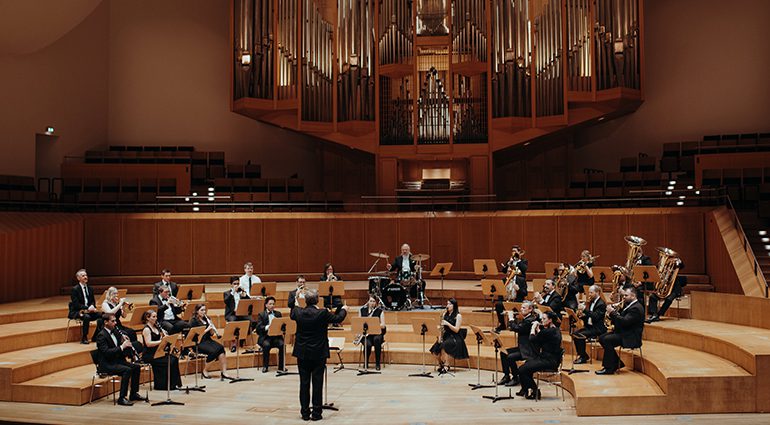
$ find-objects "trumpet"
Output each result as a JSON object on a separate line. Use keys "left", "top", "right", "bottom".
{"left": 168, "top": 295, "right": 187, "bottom": 308}
{"left": 574, "top": 255, "right": 599, "bottom": 274}
{"left": 123, "top": 300, "right": 135, "bottom": 311}
{"left": 327, "top": 273, "right": 339, "bottom": 282}
{"left": 604, "top": 301, "right": 625, "bottom": 331}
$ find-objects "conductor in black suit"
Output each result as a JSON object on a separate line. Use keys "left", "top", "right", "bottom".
{"left": 68, "top": 269, "right": 100, "bottom": 344}
{"left": 596, "top": 287, "right": 645, "bottom": 375}
{"left": 96, "top": 313, "right": 146, "bottom": 405}
{"left": 290, "top": 289, "right": 348, "bottom": 421}
{"left": 256, "top": 296, "right": 285, "bottom": 373}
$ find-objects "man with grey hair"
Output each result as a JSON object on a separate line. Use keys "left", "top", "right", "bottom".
{"left": 290, "top": 289, "right": 348, "bottom": 421}
{"left": 68, "top": 269, "right": 100, "bottom": 344}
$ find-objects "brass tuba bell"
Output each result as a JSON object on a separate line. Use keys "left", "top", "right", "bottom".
{"left": 652, "top": 247, "right": 681, "bottom": 298}
{"left": 623, "top": 235, "right": 647, "bottom": 276}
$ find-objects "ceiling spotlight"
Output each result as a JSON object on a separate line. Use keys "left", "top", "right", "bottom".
{"left": 679, "top": 196, "right": 686, "bottom": 199}
{"left": 667, "top": 186, "right": 674, "bottom": 190}
{"left": 208, "top": 197, "right": 214, "bottom": 201}
{"left": 193, "top": 207, "right": 200, "bottom": 212}
{"left": 193, "top": 202, "right": 199, "bottom": 205}
{"left": 184, "top": 197, "right": 190, "bottom": 202}
{"left": 192, "top": 192, "right": 198, "bottom": 197}
{"left": 695, "top": 190, "right": 700, "bottom": 195}
{"left": 765, "top": 245, "right": 770, "bottom": 250}
{"left": 760, "top": 231, "right": 767, "bottom": 236}
{"left": 45, "top": 126, "right": 55, "bottom": 135}
{"left": 762, "top": 238, "right": 770, "bottom": 243}
{"left": 687, "top": 185, "right": 694, "bottom": 190}
{"left": 208, "top": 187, "right": 215, "bottom": 192}
{"left": 669, "top": 180, "right": 676, "bottom": 185}
{"left": 676, "top": 201, "right": 684, "bottom": 206}
{"left": 665, "top": 191, "right": 672, "bottom": 195}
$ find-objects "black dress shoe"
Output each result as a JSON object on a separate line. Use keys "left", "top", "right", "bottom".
{"left": 375, "top": 365, "right": 381, "bottom": 371}
{"left": 493, "top": 325, "right": 504, "bottom": 333}
{"left": 515, "top": 387, "right": 527, "bottom": 396}
{"left": 311, "top": 414, "right": 323, "bottom": 421}
{"left": 262, "top": 366, "right": 269, "bottom": 373}
{"left": 301, "top": 414, "right": 311, "bottom": 421}
{"left": 230, "top": 345, "right": 237, "bottom": 353}
{"left": 595, "top": 368, "right": 615, "bottom": 375}
{"left": 525, "top": 388, "right": 541, "bottom": 400}
{"left": 573, "top": 356, "right": 590, "bottom": 365}
{"left": 649, "top": 315, "right": 660, "bottom": 323}
{"left": 129, "top": 393, "right": 147, "bottom": 402}
{"left": 505, "top": 378, "right": 520, "bottom": 387}
{"left": 497, "top": 375, "right": 511, "bottom": 385}
{"left": 80, "top": 339, "right": 89, "bottom": 345}
{"left": 117, "top": 397, "right": 134, "bottom": 406}
{"left": 201, "top": 371, "right": 212, "bottom": 379}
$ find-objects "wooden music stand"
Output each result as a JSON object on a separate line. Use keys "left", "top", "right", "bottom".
{"left": 319, "top": 281, "right": 345, "bottom": 310}
{"left": 530, "top": 279, "right": 547, "bottom": 298}
{"left": 180, "top": 326, "right": 207, "bottom": 393}
{"left": 482, "top": 332, "right": 514, "bottom": 403}
{"left": 468, "top": 324, "right": 494, "bottom": 390}
{"left": 177, "top": 284, "right": 205, "bottom": 303}
{"left": 430, "top": 262, "right": 453, "bottom": 308}
{"left": 592, "top": 266, "right": 615, "bottom": 285}
{"left": 236, "top": 298, "right": 265, "bottom": 319}
{"left": 222, "top": 321, "right": 253, "bottom": 383}
{"left": 181, "top": 302, "right": 207, "bottom": 322}
{"left": 127, "top": 305, "right": 155, "bottom": 329}
{"left": 269, "top": 317, "right": 297, "bottom": 376}
{"left": 408, "top": 317, "right": 440, "bottom": 378}
{"left": 351, "top": 317, "right": 382, "bottom": 375}
{"left": 633, "top": 265, "right": 660, "bottom": 292}
{"left": 544, "top": 262, "right": 563, "bottom": 279}
{"left": 473, "top": 259, "right": 498, "bottom": 279}
{"left": 252, "top": 282, "right": 277, "bottom": 298}
{"left": 477, "top": 279, "right": 503, "bottom": 316}
{"left": 151, "top": 334, "right": 184, "bottom": 407}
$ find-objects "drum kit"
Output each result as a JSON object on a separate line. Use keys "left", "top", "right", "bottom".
{"left": 367, "top": 252, "right": 431, "bottom": 311}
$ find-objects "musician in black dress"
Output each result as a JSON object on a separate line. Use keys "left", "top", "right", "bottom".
{"left": 572, "top": 284, "right": 607, "bottom": 364}
{"left": 95, "top": 313, "right": 145, "bottom": 405}
{"left": 646, "top": 260, "right": 685, "bottom": 323}
{"left": 359, "top": 295, "right": 386, "bottom": 370}
{"left": 256, "top": 296, "right": 285, "bottom": 373}
{"left": 534, "top": 279, "right": 564, "bottom": 315}
{"left": 68, "top": 269, "right": 100, "bottom": 344}
{"left": 97, "top": 287, "right": 143, "bottom": 355}
{"left": 596, "top": 287, "right": 645, "bottom": 375}
{"left": 498, "top": 301, "right": 538, "bottom": 386}
{"left": 518, "top": 310, "right": 563, "bottom": 399}
{"left": 495, "top": 246, "right": 528, "bottom": 331}
{"left": 141, "top": 309, "right": 182, "bottom": 390}
{"left": 319, "top": 263, "right": 343, "bottom": 309}
{"left": 189, "top": 304, "right": 231, "bottom": 381}
{"left": 430, "top": 298, "right": 469, "bottom": 374}
{"left": 149, "top": 285, "right": 189, "bottom": 334}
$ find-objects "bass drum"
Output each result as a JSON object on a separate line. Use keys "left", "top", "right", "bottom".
{"left": 383, "top": 283, "right": 407, "bottom": 310}
{"left": 368, "top": 276, "right": 389, "bottom": 296}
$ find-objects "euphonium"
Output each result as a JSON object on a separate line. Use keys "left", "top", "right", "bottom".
{"left": 652, "top": 247, "right": 681, "bottom": 298}
{"left": 608, "top": 265, "right": 627, "bottom": 303}
{"left": 623, "top": 235, "right": 647, "bottom": 275}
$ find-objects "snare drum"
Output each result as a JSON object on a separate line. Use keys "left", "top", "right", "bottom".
{"left": 383, "top": 282, "right": 407, "bottom": 310}
{"left": 368, "top": 276, "right": 389, "bottom": 296}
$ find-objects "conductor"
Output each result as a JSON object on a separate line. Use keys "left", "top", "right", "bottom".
{"left": 290, "top": 289, "right": 348, "bottom": 421}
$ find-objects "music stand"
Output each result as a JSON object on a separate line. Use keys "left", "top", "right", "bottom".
{"left": 473, "top": 259, "right": 498, "bottom": 280}
{"left": 253, "top": 282, "right": 277, "bottom": 298}
{"left": 127, "top": 305, "right": 155, "bottom": 329}
{"left": 430, "top": 262, "right": 453, "bottom": 309}
{"left": 634, "top": 265, "right": 660, "bottom": 293}
{"left": 177, "top": 284, "right": 205, "bottom": 303}
{"left": 329, "top": 337, "right": 347, "bottom": 373}
{"left": 269, "top": 317, "right": 297, "bottom": 377}
{"left": 319, "top": 281, "right": 345, "bottom": 309}
{"left": 408, "top": 317, "right": 440, "bottom": 378}
{"left": 236, "top": 298, "right": 264, "bottom": 320}
{"left": 592, "top": 266, "right": 614, "bottom": 286}
{"left": 563, "top": 308, "right": 589, "bottom": 375}
{"left": 476, "top": 279, "right": 502, "bottom": 318}
{"left": 182, "top": 302, "right": 207, "bottom": 322}
{"left": 351, "top": 317, "right": 382, "bottom": 376}
{"left": 222, "top": 321, "right": 253, "bottom": 383}
{"left": 544, "top": 262, "right": 562, "bottom": 279}
{"left": 180, "top": 326, "right": 207, "bottom": 393}
{"left": 482, "top": 332, "right": 514, "bottom": 403}
{"left": 151, "top": 334, "right": 184, "bottom": 407}
{"left": 468, "top": 325, "right": 494, "bottom": 390}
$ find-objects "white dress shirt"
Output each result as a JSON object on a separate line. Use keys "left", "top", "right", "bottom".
{"left": 239, "top": 274, "right": 261, "bottom": 296}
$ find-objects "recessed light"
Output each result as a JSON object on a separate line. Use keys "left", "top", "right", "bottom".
{"left": 193, "top": 207, "right": 200, "bottom": 212}
{"left": 208, "top": 187, "right": 215, "bottom": 192}
{"left": 192, "top": 192, "right": 198, "bottom": 196}
{"left": 765, "top": 245, "right": 770, "bottom": 250}
{"left": 676, "top": 201, "right": 684, "bottom": 206}
{"left": 679, "top": 196, "right": 686, "bottom": 199}
{"left": 208, "top": 197, "right": 214, "bottom": 201}
{"left": 184, "top": 197, "right": 190, "bottom": 202}
{"left": 687, "top": 185, "right": 693, "bottom": 190}
{"left": 193, "top": 202, "right": 199, "bottom": 205}
{"left": 665, "top": 191, "right": 672, "bottom": 195}
{"left": 760, "top": 231, "right": 767, "bottom": 236}
{"left": 695, "top": 190, "right": 700, "bottom": 195}
{"left": 669, "top": 180, "right": 676, "bottom": 185}
{"left": 667, "top": 186, "right": 674, "bottom": 190}
{"left": 762, "top": 238, "right": 769, "bottom": 243}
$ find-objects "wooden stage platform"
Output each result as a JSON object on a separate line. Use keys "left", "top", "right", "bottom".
{"left": 0, "top": 289, "right": 769, "bottom": 423}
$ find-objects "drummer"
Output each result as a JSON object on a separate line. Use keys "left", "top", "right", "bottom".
{"left": 387, "top": 244, "right": 427, "bottom": 306}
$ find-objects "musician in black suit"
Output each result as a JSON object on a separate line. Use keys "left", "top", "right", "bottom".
{"left": 646, "top": 260, "right": 686, "bottom": 323}
{"left": 290, "top": 289, "right": 348, "bottom": 421}
{"left": 68, "top": 269, "right": 100, "bottom": 344}
{"left": 596, "top": 287, "right": 645, "bottom": 375}
{"left": 498, "top": 301, "right": 538, "bottom": 386}
{"left": 387, "top": 243, "right": 427, "bottom": 303}
{"left": 256, "top": 296, "right": 285, "bottom": 373}
{"left": 572, "top": 284, "right": 607, "bottom": 364}
{"left": 224, "top": 277, "right": 258, "bottom": 351}
{"left": 152, "top": 269, "right": 178, "bottom": 297}
{"left": 96, "top": 313, "right": 146, "bottom": 406}
{"left": 555, "top": 262, "right": 583, "bottom": 311}
{"left": 287, "top": 275, "right": 306, "bottom": 310}
{"left": 494, "top": 245, "right": 528, "bottom": 331}
{"left": 518, "top": 310, "right": 563, "bottom": 400}
{"left": 319, "top": 263, "right": 343, "bottom": 309}
{"left": 149, "top": 285, "right": 189, "bottom": 334}
{"left": 534, "top": 279, "right": 563, "bottom": 316}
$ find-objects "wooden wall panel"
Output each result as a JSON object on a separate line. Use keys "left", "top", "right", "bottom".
{"left": 666, "top": 213, "right": 705, "bottom": 274}
{"left": 704, "top": 213, "right": 743, "bottom": 294}
{"left": 121, "top": 219, "right": 157, "bottom": 275}
{"left": 557, "top": 216, "right": 592, "bottom": 263}
{"left": 364, "top": 218, "right": 399, "bottom": 263}
{"left": 397, "top": 217, "right": 431, "bottom": 264}
{"left": 627, "top": 214, "right": 666, "bottom": 263}
{"left": 192, "top": 220, "right": 229, "bottom": 274}
{"left": 84, "top": 218, "right": 121, "bottom": 276}
{"left": 227, "top": 219, "right": 263, "bottom": 273}
{"left": 459, "top": 217, "right": 490, "bottom": 271}
{"left": 156, "top": 220, "right": 193, "bottom": 274}
{"left": 431, "top": 217, "right": 461, "bottom": 272}
{"left": 330, "top": 219, "right": 366, "bottom": 273}
{"left": 522, "top": 216, "right": 558, "bottom": 273}
{"left": 297, "top": 219, "right": 331, "bottom": 274}
{"left": 591, "top": 215, "right": 628, "bottom": 268}
{"left": 489, "top": 216, "right": 525, "bottom": 267}
{"left": 262, "top": 220, "right": 298, "bottom": 273}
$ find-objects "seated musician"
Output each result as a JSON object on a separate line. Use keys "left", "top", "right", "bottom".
{"left": 630, "top": 254, "right": 654, "bottom": 314}
{"left": 99, "top": 287, "right": 142, "bottom": 353}
{"left": 150, "top": 285, "right": 190, "bottom": 334}
{"left": 533, "top": 279, "right": 564, "bottom": 316}
{"left": 518, "top": 310, "right": 563, "bottom": 400}
{"left": 287, "top": 275, "right": 307, "bottom": 310}
{"left": 141, "top": 310, "right": 182, "bottom": 390}
{"left": 498, "top": 301, "right": 538, "bottom": 386}
{"left": 153, "top": 268, "right": 178, "bottom": 297}
{"left": 387, "top": 243, "right": 427, "bottom": 305}
{"left": 430, "top": 298, "right": 469, "bottom": 375}
{"left": 224, "top": 276, "right": 258, "bottom": 352}
{"left": 572, "top": 284, "right": 607, "bottom": 364}
{"left": 319, "top": 263, "right": 343, "bottom": 309}
{"left": 239, "top": 261, "right": 261, "bottom": 297}
{"left": 359, "top": 295, "right": 386, "bottom": 370}
{"left": 189, "top": 304, "right": 232, "bottom": 381}
{"left": 596, "top": 287, "right": 645, "bottom": 375}
{"left": 68, "top": 268, "right": 100, "bottom": 344}
{"left": 256, "top": 296, "right": 286, "bottom": 373}
{"left": 96, "top": 313, "right": 146, "bottom": 406}
{"left": 495, "top": 245, "right": 528, "bottom": 331}
{"left": 646, "top": 259, "right": 685, "bottom": 323}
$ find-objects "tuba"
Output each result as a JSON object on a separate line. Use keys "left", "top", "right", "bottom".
{"left": 652, "top": 247, "right": 681, "bottom": 298}
{"left": 623, "top": 235, "right": 647, "bottom": 275}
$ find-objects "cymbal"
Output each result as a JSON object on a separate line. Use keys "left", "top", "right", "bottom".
{"left": 413, "top": 253, "right": 430, "bottom": 262}
{"left": 369, "top": 252, "right": 390, "bottom": 259}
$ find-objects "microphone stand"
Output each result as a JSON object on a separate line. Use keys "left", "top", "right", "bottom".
{"left": 357, "top": 323, "right": 380, "bottom": 376}
{"left": 409, "top": 324, "right": 433, "bottom": 378}
{"left": 321, "top": 365, "right": 339, "bottom": 411}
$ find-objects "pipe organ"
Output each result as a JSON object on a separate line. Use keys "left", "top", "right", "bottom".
{"left": 233, "top": 0, "right": 643, "bottom": 143}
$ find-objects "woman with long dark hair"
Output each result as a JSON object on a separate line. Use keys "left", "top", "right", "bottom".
{"left": 189, "top": 304, "right": 232, "bottom": 381}
{"left": 430, "top": 298, "right": 469, "bottom": 374}
{"left": 141, "top": 309, "right": 182, "bottom": 390}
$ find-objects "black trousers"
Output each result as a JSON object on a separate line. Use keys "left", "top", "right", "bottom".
{"left": 78, "top": 311, "right": 101, "bottom": 341}
{"left": 260, "top": 336, "right": 285, "bottom": 369}
{"left": 573, "top": 327, "right": 604, "bottom": 359}
{"left": 647, "top": 284, "right": 682, "bottom": 317}
{"left": 500, "top": 347, "right": 524, "bottom": 378}
{"left": 518, "top": 358, "right": 556, "bottom": 391}
{"left": 100, "top": 361, "right": 140, "bottom": 399}
{"left": 159, "top": 318, "right": 189, "bottom": 335}
{"left": 363, "top": 334, "right": 384, "bottom": 367}
{"left": 598, "top": 332, "right": 624, "bottom": 371}
{"left": 297, "top": 357, "right": 326, "bottom": 417}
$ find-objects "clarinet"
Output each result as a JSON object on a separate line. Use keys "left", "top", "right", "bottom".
{"left": 118, "top": 328, "right": 141, "bottom": 363}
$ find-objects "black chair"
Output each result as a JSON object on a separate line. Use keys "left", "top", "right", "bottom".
{"left": 88, "top": 350, "right": 119, "bottom": 405}
{"left": 535, "top": 348, "right": 566, "bottom": 401}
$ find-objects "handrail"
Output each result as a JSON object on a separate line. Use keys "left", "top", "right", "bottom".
{"left": 724, "top": 194, "right": 769, "bottom": 297}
